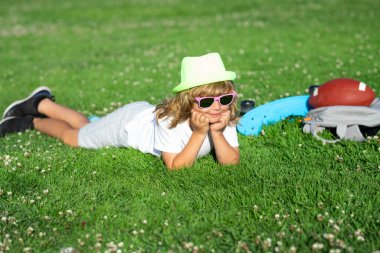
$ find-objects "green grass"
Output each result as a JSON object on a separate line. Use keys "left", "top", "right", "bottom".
{"left": 1, "top": 0, "right": 380, "bottom": 252}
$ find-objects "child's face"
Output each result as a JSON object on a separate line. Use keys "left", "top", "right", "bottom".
{"left": 192, "top": 98, "right": 231, "bottom": 124}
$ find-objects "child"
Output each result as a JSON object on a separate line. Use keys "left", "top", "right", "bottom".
{"left": 0, "top": 52, "right": 240, "bottom": 169}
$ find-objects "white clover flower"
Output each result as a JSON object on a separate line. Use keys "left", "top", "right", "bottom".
{"left": 329, "top": 249, "right": 341, "bottom": 253}
{"left": 94, "top": 242, "right": 102, "bottom": 250}
{"left": 106, "top": 241, "right": 118, "bottom": 251}
{"left": 43, "top": 189, "right": 49, "bottom": 195}
{"left": 355, "top": 229, "right": 363, "bottom": 236}
{"left": 323, "top": 233, "right": 334, "bottom": 240}
{"left": 60, "top": 247, "right": 76, "bottom": 253}
{"left": 277, "top": 231, "right": 286, "bottom": 238}
{"left": 263, "top": 238, "right": 272, "bottom": 248}
{"left": 77, "top": 239, "right": 85, "bottom": 246}
{"left": 183, "top": 242, "right": 194, "bottom": 249}
{"left": 26, "top": 227, "right": 34, "bottom": 235}
{"left": 311, "top": 242, "right": 324, "bottom": 251}
{"left": 333, "top": 224, "right": 340, "bottom": 232}
{"left": 356, "top": 235, "right": 365, "bottom": 241}
{"left": 23, "top": 247, "right": 32, "bottom": 253}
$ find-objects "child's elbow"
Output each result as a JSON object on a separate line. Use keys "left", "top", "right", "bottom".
{"left": 163, "top": 157, "right": 176, "bottom": 170}
{"left": 218, "top": 152, "right": 240, "bottom": 165}
{"left": 220, "top": 158, "right": 240, "bottom": 166}
{"left": 165, "top": 161, "right": 193, "bottom": 170}
{"left": 165, "top": 163, "right": 177, "bottom": 170}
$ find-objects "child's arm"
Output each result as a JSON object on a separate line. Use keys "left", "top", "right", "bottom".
{"left": 210, "top": 131, "right": 240, "bottom": 165}
{"left": 161, "top": 132, "right": 206, "bottom": 169}
{"left": 209, "top": 111, "right": 240, "bottom": 165}
{"left": 161, "top": 111, "right": 209, "bottom": 170}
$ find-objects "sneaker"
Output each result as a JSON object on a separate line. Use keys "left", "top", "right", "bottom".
{"left": 2, "top": 86, "right": 55, "bottom": 119}
{"left": 0, "top": 116, "right": 34, "bottom": 137}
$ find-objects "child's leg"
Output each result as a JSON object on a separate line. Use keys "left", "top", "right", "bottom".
{"left": 37, "top": 98, "right": 90, "bottom": 129}
{"left": 33, "top": 118, "right": 79, "bottom": 147}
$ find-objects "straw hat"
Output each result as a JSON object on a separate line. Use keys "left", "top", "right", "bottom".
{"left": 172, "top": 52, "right": 236, "bottom": 93}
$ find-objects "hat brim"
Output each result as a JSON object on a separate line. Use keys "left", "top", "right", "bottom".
{"left": 172, "top": 71, "right": 237, "bottom": 93}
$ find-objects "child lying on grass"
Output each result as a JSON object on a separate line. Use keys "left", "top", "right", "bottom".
{"left": 0, "top": 52, "right": 240, "bottom": 169}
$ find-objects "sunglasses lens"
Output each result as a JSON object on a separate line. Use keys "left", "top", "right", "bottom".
{"left": 199, "top": 98, "right": 215, "bottom": 108}
{"left": 220, "top": 94, "right": 234, "bottom": 105}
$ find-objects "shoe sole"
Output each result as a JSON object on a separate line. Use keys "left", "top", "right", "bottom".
{"left": 2, "top": 86, "right": 52, "bottom": 119}
{"left": 0, "top": 116, "right": 16, "bottom": 137}
{"left": 0, "top": 116, "right": 17, "bottom": 126}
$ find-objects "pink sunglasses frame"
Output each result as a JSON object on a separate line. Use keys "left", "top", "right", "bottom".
{"left": 194, "top": 91, "right": 237, "bottom": 109}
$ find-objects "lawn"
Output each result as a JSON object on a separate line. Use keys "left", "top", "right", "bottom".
{"left": 0, "top": 0, "right": 380, "bottom": 252}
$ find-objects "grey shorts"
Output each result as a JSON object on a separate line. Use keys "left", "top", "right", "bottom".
{"left": 78, "top": 101, "right": 153, "bottom": 149}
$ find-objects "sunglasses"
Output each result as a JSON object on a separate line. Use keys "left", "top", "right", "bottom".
{"left": 195, "top": 91, "right": 237, "bottom": 109}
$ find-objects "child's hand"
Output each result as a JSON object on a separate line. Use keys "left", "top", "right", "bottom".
{"left": 209, "top": 110, "right": 230, "bottom": 132}
{"left": 190, "top": 110, "right": 209, "bottom": 134}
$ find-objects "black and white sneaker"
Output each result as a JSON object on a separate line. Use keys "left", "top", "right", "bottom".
{"left": 2, "top": 86, "right": 55, "bottom": 119}
{"left": 0, "top": 116, "right": 34, "bottom": 137}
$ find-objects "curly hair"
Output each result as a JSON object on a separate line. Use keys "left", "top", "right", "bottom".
{"left": 155, "top": 81, "right": 238, "bottom": 128}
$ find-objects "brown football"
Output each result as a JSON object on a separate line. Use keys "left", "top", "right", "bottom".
{"left": 308, "top": 78, "right": 376, "bottom": 108}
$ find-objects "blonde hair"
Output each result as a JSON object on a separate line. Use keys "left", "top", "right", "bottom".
{"left": 155, "top": 81, "right": 238, "bottom": 128}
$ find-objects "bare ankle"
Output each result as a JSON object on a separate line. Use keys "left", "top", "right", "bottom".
{"left": 37, "top": 98, "right": 52, "bottom": 114}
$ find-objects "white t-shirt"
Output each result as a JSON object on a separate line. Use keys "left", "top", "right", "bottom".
{"left": 124, "top": 102, "right": 239, "bottom": 157}
{"left": 154, "top": 117, "right": 239, "bottom": 157}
